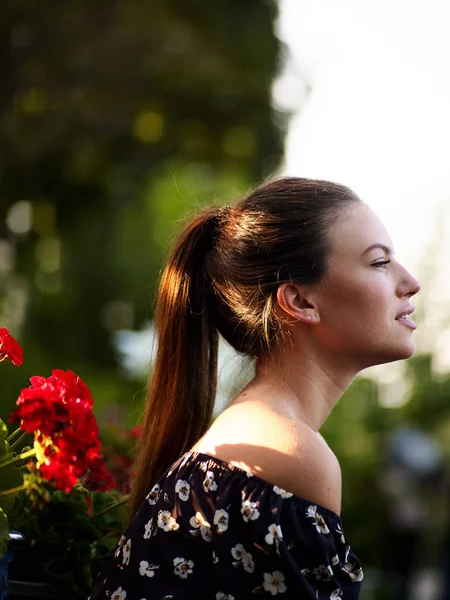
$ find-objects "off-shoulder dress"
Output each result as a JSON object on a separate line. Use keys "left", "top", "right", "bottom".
{"left": 89, "top": 451, "right": 363, "bottom": 599}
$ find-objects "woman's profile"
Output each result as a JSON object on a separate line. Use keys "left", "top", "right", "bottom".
{"left": 89, "top": 177, "right": 420, "bottom": 599}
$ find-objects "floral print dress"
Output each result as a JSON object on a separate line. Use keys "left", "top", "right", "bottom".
{"left": 89, "top": 451, "right": 363, "bottom": 600}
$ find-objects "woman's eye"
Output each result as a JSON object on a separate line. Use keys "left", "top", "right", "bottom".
{"left": 373, "top": 259, "right": 391, "bottom": 268}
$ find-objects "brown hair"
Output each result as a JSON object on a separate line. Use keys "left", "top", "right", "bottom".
{"left": 130, "top": 177, "right": 360, "bottom": 513}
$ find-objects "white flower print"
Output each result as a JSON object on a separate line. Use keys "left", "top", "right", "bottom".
{"left": 214, "top": 508, "right": 229, "bottom": 532}
{"left": 175, "top": 479, "right": 190, "bottom": 501}
{"left": 312, "top": 564, "right": 333, "bottom": 582}
{"left": 122, "top": 539, "right": 131, "bottom": 565}
{"left": 265, "top": 523, "right": 283, "bottom": 546}
{"left": 231, "top": 544, "right": 255, "bottom": 573}
{"left": 330, "top": 590, "right": 343, "bottom": 600}
{"left": 146, "top": 483, "right": 161, "bottom": 505}
{"left": 143, "top": 518, "right": 153, "bottom": 539}
{"left": 157, "top": 510, "right": 180, "bottom": 532}
{"left": 241, "top": 499, "right": 260, "bottom": 522}
{"left": 139, "top": 560, "right": 159, "bottom": 577}
{"left": 342, "top": 560, "right": 364, "bottom": 582}
{"left": 263, "top": 571, "right": 287, "bottom": 595}
{"left": 335, "top": 523, "right": 346, "bottom": 544}
{"left": 111, "top": 587, "right": 127, "bottom": 600}
{"left": 203, "top": 470, "right": 218, "bottom": 493}
{"left": 216, "top": 593, "right": 235, "bottom": 600}
{"left": 242, "top": 552, "right": 255, "bottom": 573}
{"left": 201, "top": 526, "right": 213, "bottom": 542}
{"left": 306, "top": 505, "right": 330, "bottom": 534}
{"left": 173, "top": 556, "right": 194, "bottom": 579}
{"left": 231, "top": 543, "right": 245, "bottom": 561}
{"left": 273, "top": 486, "right": 293, "bottom": 499}
{"left": 300, "top": 568, "right": 310, "bottom": 576}
{"left": 245, "top": 470, "right": 254, "bottom": 477}
{"left": 189, "top": 511, "right": 209, "bottom": 528}
{"left": 189, "top": 511, "right": 212, "bottom": 542}
{"left": 212, "top": 551, "right": 219, "bottom": 564}
{"left": 331, "top": 555, "right": 339, "bottom": 566}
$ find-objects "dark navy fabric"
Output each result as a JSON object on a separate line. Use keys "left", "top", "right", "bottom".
{"left": 89, "top": 451, "right": 363, "bottom": 599}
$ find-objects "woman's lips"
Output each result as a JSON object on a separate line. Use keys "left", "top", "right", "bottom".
{"left": 395, "top": 316, "right": 417, "bottom": 330}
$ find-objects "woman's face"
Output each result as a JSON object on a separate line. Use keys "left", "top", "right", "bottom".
{"left": 312, "top": 202, "right": 421, "bottom": 369}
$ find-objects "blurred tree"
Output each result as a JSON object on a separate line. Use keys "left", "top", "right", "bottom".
{"left": 0, "top": 0, "right": 283, "bottom": 416}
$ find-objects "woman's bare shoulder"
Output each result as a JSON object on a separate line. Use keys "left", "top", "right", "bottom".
{"left": 193, "top": 403, "right": 342, "bottom": 515}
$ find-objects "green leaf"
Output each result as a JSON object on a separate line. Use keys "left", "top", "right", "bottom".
{"left": 91, "top": 490, "right": 124, "bottom": 515}
{"left": 0, "top": 441, "right": 12, "bottom": 464}
{"left": 0, "top": 507, "right": 9, "bottom": 558}
{"left": 0, "top": 420, "right": 8, "bottom": 444}
{"left": 0, "top": 422, "right": 13, "bottom": 463}
{"left": 0, "top": 462, "right": 24, "bottom": 513}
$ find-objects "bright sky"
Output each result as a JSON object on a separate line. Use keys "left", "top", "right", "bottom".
{"left": 274, "top": 0, "right": 450, "bottom": 375}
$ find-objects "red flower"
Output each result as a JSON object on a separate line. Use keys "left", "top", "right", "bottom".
{"left": 11, "top": 369, "right": 115, "bottom": 493}
{"left": 10, "top": 385, "right": 63, "bottom": 434}
{"left": 82, "top": 454, "right": 116, "bottom": 492}
{"left": 12, "top": 371, "right": 98, "bottom": 441}
{"left": 49, "top": 369, "right": 94, "bottom": 406}
{"left": 39, "top": 456, "right": 79, "bottom": 493}
{"left": 0, "top": 327, "right": 24, "bottom": 366}
{"left": 129, "top": 425, "right": 143, "bottom": 439}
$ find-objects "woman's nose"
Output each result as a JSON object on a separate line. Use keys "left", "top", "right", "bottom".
{"left": 397, "top": 264, "right": 421, "bottom": 298}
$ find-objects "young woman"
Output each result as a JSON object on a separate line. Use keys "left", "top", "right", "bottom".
{"left": 89, "top": 177, "right": 420, "bottom": 600}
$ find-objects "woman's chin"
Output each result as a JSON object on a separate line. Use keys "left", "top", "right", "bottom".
{"left": 360, "top": 341, "right": 417, "bottom": 369}
{"left": 384, "top": 340, "right": 417, "bottom": 364}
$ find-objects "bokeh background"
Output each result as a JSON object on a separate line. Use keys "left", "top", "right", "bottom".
{"left": 1, "top": 2, "right": 449, "bottom": 599}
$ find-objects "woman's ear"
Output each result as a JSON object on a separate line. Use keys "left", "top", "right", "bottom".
{"left": 276, "top": 283, "right": 320, "bottom": 324}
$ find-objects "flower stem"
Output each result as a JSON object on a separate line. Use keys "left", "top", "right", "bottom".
{"left": 94, "top": 495, "right": 130, "bottom": 518}
{"left": 0, "top": 448, "right": 36, "bottom": 470}
{"left": 9, "top": 430, "right": 29, "bottom": 452}
{"left": 0, "top": 484, "right": 26, "bottom": 498}
{"left": 6, "top": 427, "right": 23, "bottom": 444}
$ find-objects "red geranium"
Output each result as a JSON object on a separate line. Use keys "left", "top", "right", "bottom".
{"left": 39, "top": 455, "right": 79, "bottom": 492}
{"left": 0, "top": 327, "right": 24, "bottom": 366}
{"left": 82, "top": 450, "right": 116, "bottom": 492}
{"left": 11, "top": 369, "right": 115, "bottom": 492}
{"left": 1, "top": 340, "right": 124, "bottom": 581}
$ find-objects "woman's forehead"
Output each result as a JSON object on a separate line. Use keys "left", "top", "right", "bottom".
{"left": 328, "top": 203, "right": 393, "bottom": 258}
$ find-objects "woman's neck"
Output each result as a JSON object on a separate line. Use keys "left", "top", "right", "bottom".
{"left": 246, "top": 352, "right": 357, "bottom": 431}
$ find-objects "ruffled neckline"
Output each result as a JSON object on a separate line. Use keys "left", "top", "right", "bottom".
{"left": 183, "top": 450, "right": 342, "bottom": 523}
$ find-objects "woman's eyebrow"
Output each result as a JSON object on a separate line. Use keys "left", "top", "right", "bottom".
{"left": 361, "top": 243, "right": 392, "bottom": 257}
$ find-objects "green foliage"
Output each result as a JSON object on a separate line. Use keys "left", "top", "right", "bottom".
{"left": 0, "top": 420, "right": 11, "bottom": 458}
{"left": 8, "top": 485, "right": 128, "bottom": 597}
{"left": 0, "top": 421, "right": 24, "bottom": 513}
{"left": 404, "top": 355, "right": 450, "bottom": 437}
{"left": 0, "top": 419, "right": 25, "bottom": 556}
{"left": 0, "top": 464, "right": 23, "bottom": 514}
{"left": 0, "top": 1, "right": 282, "bottom": 423}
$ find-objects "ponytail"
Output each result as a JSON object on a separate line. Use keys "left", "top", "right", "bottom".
{"left": 130, "top": 208, "right": 221, "bottom": 514}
